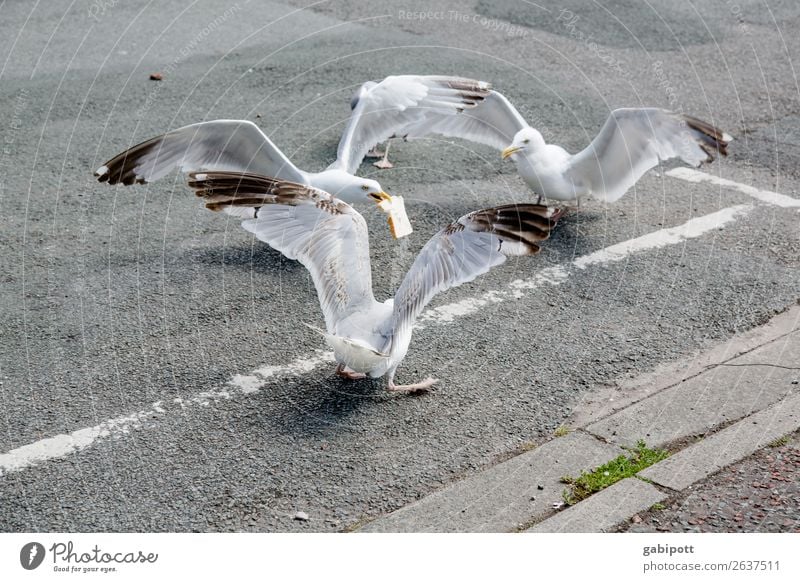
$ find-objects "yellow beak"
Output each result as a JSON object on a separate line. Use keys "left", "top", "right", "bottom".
{"left": 373, "top": 192, "right": 413, "bottom": 239}
{"left": 502, "top": 145, "right": 521, "bottom": 160}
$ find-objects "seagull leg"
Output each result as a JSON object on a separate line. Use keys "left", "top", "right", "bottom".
{"left": 335, "top": 363, "right": 366, "bottom": 380}
{"left": 365, "top": 145, "right": 385, "bottom": 159}
{"left": 372, "top": 142, "right": 394, "bottom": 170}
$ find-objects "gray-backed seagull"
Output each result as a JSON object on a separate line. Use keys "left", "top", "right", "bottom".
{"left": 94, "top": 119, "right": 413, "bottom": 237}
{"left": 343, "top": 75, "right": 733, "bottom": 204}
{"left": 184, "top": 170, "right": 562, "bottom": 393}
{"left": 330, "top": 75, "right": 492, "bottom": 171}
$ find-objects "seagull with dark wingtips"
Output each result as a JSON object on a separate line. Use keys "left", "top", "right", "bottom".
{"left": 179, "top": 170, "right": 563, "bottom": 393}
{"left": 340, "top": 74, "right": 733, "bottom": 204}
{"left": 94, "top": 119, "right": 413, "bottom": 238}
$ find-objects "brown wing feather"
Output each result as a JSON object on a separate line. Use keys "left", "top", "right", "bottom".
{"left": 186, "top": 171, "right": 343, "bottom": 216}
{"left": 681, "top": 114, "right": 731, "bottom": 158}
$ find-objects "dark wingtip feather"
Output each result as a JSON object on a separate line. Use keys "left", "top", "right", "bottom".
{"left": 682, "top": 114, "right": 732, "bottom": 159}
{"left": 462, "top": 203, "right": 564, "bottom": 255}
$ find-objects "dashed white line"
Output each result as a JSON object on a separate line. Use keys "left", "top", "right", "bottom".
{"left": 419, "top": 204, "right": 751, "bottom": 326}
{"left": 667, "top": 167, "right": 800, "bottom": 208}
{"left": 0, "top": 201, "right": 762, "bottom": 477}
{"left": 0, "top": 351, "right": 335, "bottom": 477}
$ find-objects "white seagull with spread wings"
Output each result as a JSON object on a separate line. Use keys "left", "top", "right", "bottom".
{"left": 95, "top": 77, "right": 494, "bottom": 236}
{"left": 340, "top": 75, "right": 733, "bottom": 204}
{"left": 178, "top": 170, "right": 562, "bottom": 393}
{"left": 94, "top": 119, "right": 414, "bottom": 237}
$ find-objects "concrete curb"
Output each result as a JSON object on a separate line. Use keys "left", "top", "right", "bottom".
{"left": 359, "top": 432, "right": 623, "bottom": 532}
{"left": 356, "top": 306, "right": 800, "bottom": 533}
{"left": 528, "top": 478, "right": 667, "bottom": 533}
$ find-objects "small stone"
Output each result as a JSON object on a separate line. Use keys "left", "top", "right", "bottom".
{"left": 293, "top": 511, "right": 309, "bottom": 521}
{"left": 149, "top": 72, "right": 163, "bottom": 81}
{"left": 631, "top": 514, "right": 642, "bottom": 523}
{"left": 537, "top": 485, "right": 544, "bottom": 490}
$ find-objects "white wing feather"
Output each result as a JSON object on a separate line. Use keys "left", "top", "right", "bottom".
{"left": 565, "top": 108, "right": 732, "bottom": 203}
{"left": 239, "top": 189, "right": 375, "bottom": 333}
{"left": 95, "top": 120, "right": 305, "bottom": 185}
{"left": 403, "top": 90, "right": 529, "bottom": 151}
{"left": 331, "top": 75, "right": 492, "bottom": 174}
{"left": 389, "top": 204, "right": 559, "bottom": 351}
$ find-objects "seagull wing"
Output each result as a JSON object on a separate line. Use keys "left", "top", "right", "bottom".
{"left": 565, "top": 108, "right": 732, "bottom": 203}
{"left": 331, "top": 75, "right": 492, "bottom": 174}
{"left": 389, "top": 204, "right": 561, "bottom": 349}
{"left": 403, "top": 89, "right": 530, "bottom": 151}
{"left": 95, "top": 120, "right": 305, "bottom": 185}
{"left": 187, "top": 171, "right": 375, "bottom": 332}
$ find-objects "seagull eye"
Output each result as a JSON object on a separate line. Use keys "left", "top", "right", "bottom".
{"left": 361, "top": 185, "right": 369, "bottom": 191}
{"left": 523, "top": 139, "right": 530, "bottom": 144}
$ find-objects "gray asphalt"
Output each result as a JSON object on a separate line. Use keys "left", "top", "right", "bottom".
{"left": 622, "top": 432, "right": 800, "bottom": 533}
{"left": 1, "top": 0, "right": 799, "bottom": 531}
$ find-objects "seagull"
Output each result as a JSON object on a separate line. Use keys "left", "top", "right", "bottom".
{"left": 330, "top": 75, "right": 492, "bottom": 172}
{"left": 94, "top": 119, "right": 413, "bottom": 238}
{"left": 342, "top": 75, "right": 732, "bottom": 204}
{"left": 183, "top": 170, "right": 562, "bottom": 393}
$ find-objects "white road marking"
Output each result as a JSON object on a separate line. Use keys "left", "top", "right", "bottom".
{"left": 0, "top": 202, "right": 760, "bottom": 477}
{"left": 419, "top": 204, "right": 751, "bottom": 326}
{"left": 0, "top": 350, "right": 335, "bottom": 477}
{"left": 667, "top": 167, "right": 800, "bottom": 208}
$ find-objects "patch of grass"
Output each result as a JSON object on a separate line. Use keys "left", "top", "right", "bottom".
{"left": 650, "top": 502, "right": 666, "bottom": 511}
{"left": 560, "top": 440, "right": 669, "bottom": 506}
{"left": 768, "top": 435, "right": 790, "bottom": 448}
{"left": 553, "top": 425, "right": 571, "bottom": 438}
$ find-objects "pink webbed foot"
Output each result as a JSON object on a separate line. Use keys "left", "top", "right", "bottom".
{"left": 335, "top": 364, "right": 366, "bottom": 380}
{"left": 371, "top": 142, "right": 393, "bottom": 169}
{"left": 372, "top": 158, "right": 394, "bottom": 170}
{"left": 387, "top": 377, "right": 438, "bottom": 394}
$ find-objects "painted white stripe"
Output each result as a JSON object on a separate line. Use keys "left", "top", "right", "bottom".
{"left": 0, "top": 351, "right": 335, "bottom": 477}
{"left": 0, "top": 205, "right": 753, "bottom": 477}
{"left": 667, "top": 167, "right": 800, "bottom": 208}
{"left": 419, "top": 204, "right": 751, "bottom": 326}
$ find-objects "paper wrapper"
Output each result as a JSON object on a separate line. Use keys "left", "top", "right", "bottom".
{"left": 378, "top": 195, "right": 413, "bottom": 239}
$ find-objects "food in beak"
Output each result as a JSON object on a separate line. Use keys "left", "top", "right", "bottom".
{"left": 375, "top": 193, "right": 413, "bottom": 239}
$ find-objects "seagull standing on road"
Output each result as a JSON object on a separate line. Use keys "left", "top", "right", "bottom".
{"left": 182, "top": 170, "right": 562, "bottom": 393}
{"left": 341, "top": 75, "right": 732, "bottom": 204}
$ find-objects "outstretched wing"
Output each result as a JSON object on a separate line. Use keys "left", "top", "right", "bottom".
{"left": 390, "top": 204, "right": 561, "bottom": 347}
{"left": 565, "top": 108, "right": 732, "bottom": 203}
{"left": 331, "top": 75, "right": 492, "bottom": 174}
{"left": 95, "top": 120, "right": 305, "bottom": 186}
{"left": 403, "top": 89, "right": 530, "bottom": 151}
{"left": 187, "top": 171, "right": 375, "bottom": 332}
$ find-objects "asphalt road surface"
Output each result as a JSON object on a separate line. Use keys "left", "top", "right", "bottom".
{"left": 1, "top": 0, "right": 799, "bottom": 531}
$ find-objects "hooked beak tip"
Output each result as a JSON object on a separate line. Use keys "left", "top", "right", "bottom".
{"left": 502, "top": 146, "right": 521, "bottom": 160}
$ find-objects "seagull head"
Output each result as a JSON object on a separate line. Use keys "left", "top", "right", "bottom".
{"left": 502, "top": 127, "right": 545, "bottom": 160}
{"left": 313, "top": 170, "right": 413, "bottom": 239}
